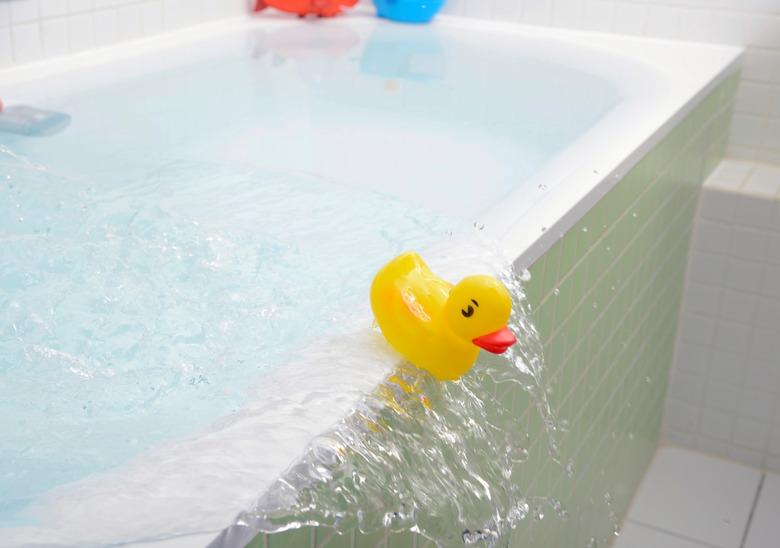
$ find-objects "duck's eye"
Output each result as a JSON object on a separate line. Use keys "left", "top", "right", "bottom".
{"left": 471, "top": 299, "right": 479, "bottom": 307}
{"left": 461, "top": 305, "right": 475, "bottom": 318}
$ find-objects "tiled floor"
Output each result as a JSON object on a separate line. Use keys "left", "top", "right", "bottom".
{"left": 615, "top": 446, "right": 780, "bottom": 548}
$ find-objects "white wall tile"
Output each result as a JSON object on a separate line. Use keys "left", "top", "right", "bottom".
{"left": 684, "top": 282, "right": 721, "bottom": 316}
{"left": 677, "top": 8, "right": 712, "bottom": 43}
{"left": 667, "top": 163, "right": 780, "bottom": 470}
{"left": 643, "top": 5, "right": 680, "bottom": 40}
{"left": 68, "top": 13, "right": 95, "bottom": 52}
{"left": 612, "top": 2, "right": 647, "bottom": 35}
{"left": 10, "top": 0, "right": 39, "bottom": 24}
{"left": 724, "top": 257, "right": 763, "bottom": 292}
{"left": 744, "top": 359, "right": 780, "bottom": 393}
{"left": 688, "top": 251, "right": 727, "bottom": 285}
{"left": 11, "top": 21, "right": 42, "bottom": 64}
{"left": 41, "top": 18, "right": 69, "bottom": 57}
{"left": 694, "top": 219, "right": 731, "bottom": 254}
{"left": 141, "top": 2, "right": 164, "bottom": 35}
{"left": 94, "top": 8, "right": 119, "bottom": 47}
{"left": 709, "top": 350, "right": 745, "bottom": 385}
{"left": 0, "top": 3, "right": 10, "bottom": 27}
{"left": 118, "top": 4, "right": 143, "bottom": 40}
{"left": 750, "top": 327, "right": 780, "bottom": 362}
{"left": 551, "top": 0, "right": 583, "bottom": 29}
{"left": 0, "top": 27, "right": 13, "bottom": 67}
{"left": 42, "top": 0, "right": 70, "bottom": 18}
{"left": 728, "top": 226, "right": 768, "bottom": 261}
{"left": 581, "top": 0, "right": 613, "bottom": 33}
{"left": 733, "top": 417, "right": 770, "bottom": 451}
{"left": 767, "top": 233, "right": 780, "bottom": 265}
{"left": 761, "top": 265, "right": 780, "bottom": 298}
{"left": 522, "top": 0, "right": 552, "bottom": 26}
{"left": 679, "top": 312, "right": 716, "bottom": 345}
{"left": 719, "top": 289, "right": 757, "bottom": 324}
{"left": 0, "top": 0, "right": 247, "bottom": 66}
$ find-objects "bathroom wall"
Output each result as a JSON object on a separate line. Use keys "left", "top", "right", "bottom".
{"left": 439, "top": 0, "right": 780, "bottom": 165}
{"left": 0, "top": 0, "right": 248, "bottom": 66}
{"left": 664, "top": 161, "right": 780, "bottom": 473}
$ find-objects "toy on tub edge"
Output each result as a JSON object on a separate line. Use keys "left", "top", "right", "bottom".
{"left": 371, "top": 252, "right": 517, "bottom": 382}
{"left": 254, "top": 0, "right": 358, "bottom": 17}
{"left": 372, "top": 0, "right": 447, "bottom": 23}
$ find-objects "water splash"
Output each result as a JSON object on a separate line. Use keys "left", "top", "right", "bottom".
{"left": 234, "top": 256, "right": 568, "bottom": 546}
{"left": 0, "top": 148, "right": 455, "bottom": 528}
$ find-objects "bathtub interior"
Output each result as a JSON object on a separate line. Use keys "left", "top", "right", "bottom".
{"left": 0, "top": 17, "right": 626, "bottom": 545}
{"left": 0, "top": 13, "right": 743, "bottom": 548}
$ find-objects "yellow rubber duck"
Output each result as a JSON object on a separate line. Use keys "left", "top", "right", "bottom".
{"left": 370, "top": 252, "right": 517, "bottom": 381}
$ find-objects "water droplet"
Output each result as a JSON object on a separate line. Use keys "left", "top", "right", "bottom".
{"left": 585, "top": 537, "right": 597, "bottom": 548}
{"left": 645, "top": 376, "right": 652, "bottom": 383}
{"left": 519, "top": 269, "right": 532, "bottom": 282}
{"left": 632, "top": 212, "right": 638, "bottom": 218}
{"left": 507, "top": 445, "right": 529, "bottom": 463}
{"left": 565, "top": 460, "right": 575, "bottom": 478}
{"left": 533, "top": 506, "right": 545, "bottom": 521}
{"left": 592, "top": 302, "right": 598, "bottom": 309}
{"left": 551, "top": 498, "right": 568, "bottom": 519}
{"left": 508, "top": 500, "right": 530, "bottom": 526}
{"left": 541, "top": 226, "right": 547, "bottom": 232}
{"left": 537, "top": 183, "right": 548, "bottom": 191}
{"left": 628, "top": 432, "right": 635, "bottom": 440}
{"left": 582, "top": 226, "right": 589, "bottom": 233}
{"left": 553, "top": 288, "right": 560, "bottom": 296}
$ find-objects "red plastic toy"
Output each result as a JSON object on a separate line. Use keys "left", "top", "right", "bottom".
{"left": 254, "top": 0, "right": 358, "bottom": 17}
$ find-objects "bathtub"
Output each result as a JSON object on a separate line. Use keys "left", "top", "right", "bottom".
{"left": 0, "top": 11, "right": 740, "bottom": 548}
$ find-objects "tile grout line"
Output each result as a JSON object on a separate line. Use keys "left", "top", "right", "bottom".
{"left": 739, "top": 472, "right": 766, "bottom": 548}
{"left": 626, "top": 518, "right": 721, "bottom": 548}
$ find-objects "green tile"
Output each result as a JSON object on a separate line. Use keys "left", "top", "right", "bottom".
{"left": 318, "top": 528, "right": 352, "bottom": 548}
{"left": 267, "top": 527, "right": 314, "bottom": 548}
{"left": 354, "top": 529, "right": 388, "bottom": 548}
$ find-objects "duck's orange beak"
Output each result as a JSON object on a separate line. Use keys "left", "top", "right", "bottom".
{"left": 473, "top": 327, "right": 517, "bottom": 354}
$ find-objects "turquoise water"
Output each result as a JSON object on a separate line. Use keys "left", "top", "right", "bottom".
{"left": 0, "top": 150, "right": 454, "bottom": 526}
{"left": 0, "top": 21, "right": 619, "bottom": 534}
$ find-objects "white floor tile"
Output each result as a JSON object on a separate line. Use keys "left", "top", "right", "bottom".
{"left": 628, "top": 447, "right": 761, "bottom": 548}
{"left": 745, "top": 474, "right": 780, "bottom": 548}
{"left": 615, "top": 522, "right": 709, "bottom": 548}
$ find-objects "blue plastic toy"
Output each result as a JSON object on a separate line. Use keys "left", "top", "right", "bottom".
{"left": 372, "top": 0, "right": 446, "bottom": 23}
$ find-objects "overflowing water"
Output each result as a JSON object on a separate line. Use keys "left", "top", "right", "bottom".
{"left": 232, "top": 257, "right": 570, "bottom": 547}
{"left": 0, "top": 139, "right": 585, "bottom": 546}
{"left": 0, "top": 139, "right": 594, "bottom": 546}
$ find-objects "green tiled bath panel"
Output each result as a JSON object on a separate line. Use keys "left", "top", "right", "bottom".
{"left": 247, "top": 71, "right": 738, "bottom": 548}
